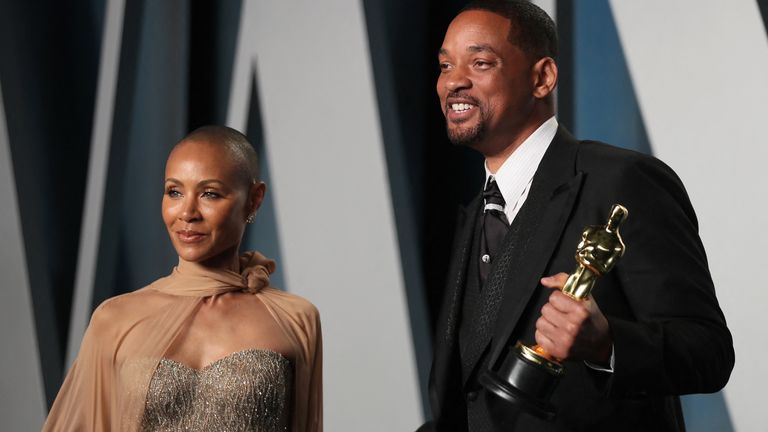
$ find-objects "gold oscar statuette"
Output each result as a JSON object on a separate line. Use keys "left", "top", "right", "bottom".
{"left": 481, "top": 204, "right": 629, "bottom": 424}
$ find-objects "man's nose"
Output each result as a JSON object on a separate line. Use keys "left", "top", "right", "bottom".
{"left": 445, "top": 67, "right": 472, "bottom": 92}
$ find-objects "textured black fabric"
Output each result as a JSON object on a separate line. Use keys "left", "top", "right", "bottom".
{"left": 459, "top": 209, "right": 492, "bottom": 432}
{"left": 479, "top": 178, "right": 509, "bottom": 286}
{"left": 458, "top": 212, "right": 483, "bottom": 376}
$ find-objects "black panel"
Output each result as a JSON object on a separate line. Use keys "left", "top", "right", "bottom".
{"left": 0, "top": 0, "right": 104, "bottom": 407}
{"left": 420, "top": 1, "right": 485, "bottom": 335}
{"left": 90, "top": 0, "right": 146, "bottom": 306}
{"left": 188, "top": 0, "right": 243, "bottom": 128}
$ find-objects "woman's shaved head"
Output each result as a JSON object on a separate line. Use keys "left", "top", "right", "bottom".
{"left": 174, "top": 125, "right": 260, "bottom": 187}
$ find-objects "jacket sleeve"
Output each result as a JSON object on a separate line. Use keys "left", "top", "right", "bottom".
{"left": 605, "top": 156, "right": 734, "bottom": 396}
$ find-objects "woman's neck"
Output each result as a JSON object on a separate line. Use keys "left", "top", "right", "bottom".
{"left": 193, "top": 247, "right": 241, "bottom": 272}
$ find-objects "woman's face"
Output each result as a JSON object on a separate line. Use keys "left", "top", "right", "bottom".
{"left": 162, "top": 139, "right": 261, "bottom": 268}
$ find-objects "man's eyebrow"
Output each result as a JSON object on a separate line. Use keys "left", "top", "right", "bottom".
{"left": 467, "top": 44, "right": 497, "bottom": 54}
{"left": 438, "top": 44, "right": 498, "bottom": 58}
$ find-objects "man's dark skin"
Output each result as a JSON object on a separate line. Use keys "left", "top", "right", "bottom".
{"left": 436, "top": 9, "right": 611, "bottom": 365}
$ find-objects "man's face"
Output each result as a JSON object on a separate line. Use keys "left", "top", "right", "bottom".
{"left": 437, "top": 10, "right": 536, "bottom": 149}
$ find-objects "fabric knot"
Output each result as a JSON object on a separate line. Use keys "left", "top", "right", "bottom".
{"left": 239, "top": 251, "right": 277, "bottom": 294}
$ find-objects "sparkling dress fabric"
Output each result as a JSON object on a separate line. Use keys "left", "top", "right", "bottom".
{"left": 43, "top": 252, "right": 322, "bottom": 432}
{"left": 141, "top": 349, "right": 292, "bottom": 432}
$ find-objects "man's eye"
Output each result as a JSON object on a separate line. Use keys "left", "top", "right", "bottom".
{"left": 474, "top": 60, "right": 492, "bottom": 69}
{"left": 439, "top": 62, "right": 452, "bottom": 71}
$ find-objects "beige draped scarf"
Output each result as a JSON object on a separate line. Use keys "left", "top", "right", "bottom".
{"left": 43, "top": 252, "right": 322, "bottom": 431}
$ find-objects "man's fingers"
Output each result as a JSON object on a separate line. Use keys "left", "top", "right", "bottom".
{"left": 534, "top": 329, "right": 555, "bottom": 353}
{"left": 540, "top": 272, "right": 569, "bottom": 289}
{"left": 547, "top": 289, "right": 588, "bottom": 316}
{"left": 535, "top": 327, "right": 572, "bottom": 359}
{"left": 540, "top": 302, "right": 576, "bottom": 332}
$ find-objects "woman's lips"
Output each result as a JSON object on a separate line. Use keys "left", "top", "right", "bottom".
{"left": 177, "top": 230, "right": 207, "bottom": 243}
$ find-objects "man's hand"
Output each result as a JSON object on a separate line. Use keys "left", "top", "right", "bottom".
{"left": 534, "top": 272, "right": 613, "bottom": 365}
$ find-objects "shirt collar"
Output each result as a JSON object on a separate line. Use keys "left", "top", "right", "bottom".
{"left": 484, "top": 116, "right": 558, "bottom": 209}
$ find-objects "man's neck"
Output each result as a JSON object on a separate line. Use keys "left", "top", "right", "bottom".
{"left": 484, "top": 117, "right": 553, "bottom": 173}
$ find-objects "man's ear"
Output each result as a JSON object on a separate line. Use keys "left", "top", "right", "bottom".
{"left": 532, "top": 56, "right": 558, "bottom": 99}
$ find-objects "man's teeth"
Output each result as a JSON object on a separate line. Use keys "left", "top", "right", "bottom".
{"left": 451, "top": 103, "right": 474, "bottom": 113}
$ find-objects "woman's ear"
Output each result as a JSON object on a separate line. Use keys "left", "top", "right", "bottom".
{"left": 247, "top": 181, "right": 267, "bottom": 218}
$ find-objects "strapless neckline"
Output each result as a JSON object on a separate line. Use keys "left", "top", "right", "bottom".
{"left": 141, "top": 348, "right": 293, "bottom": 431}
{"left": 160, "top": 348, "right": 290, "bottom": 372}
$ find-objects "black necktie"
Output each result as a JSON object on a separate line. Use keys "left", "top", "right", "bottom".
{"left": 479, "top": 177, "right": 510, "bottom": 286}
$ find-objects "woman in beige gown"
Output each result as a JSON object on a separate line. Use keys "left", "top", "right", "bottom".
{"left": 43, "top": 126, "right": 322, "bottom": 432}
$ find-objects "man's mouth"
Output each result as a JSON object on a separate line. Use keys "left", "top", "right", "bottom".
{"left": 450, "top": 103, "right": 476, "bottom": 113}
{"left": 446, "top": 99, "right": 479, "bottom": 123}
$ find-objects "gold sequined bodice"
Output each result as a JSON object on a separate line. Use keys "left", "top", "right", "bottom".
{"left": 141, "top": 349, "right": 292, "bottom": 431}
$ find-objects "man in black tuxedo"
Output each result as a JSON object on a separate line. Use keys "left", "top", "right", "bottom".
{"left": 420, "top": 1, "right": 734, "bottom": 431}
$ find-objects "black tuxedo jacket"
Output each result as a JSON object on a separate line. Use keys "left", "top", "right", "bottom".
{"left": 424, "top": 127, "right": 734, "bottom": 431}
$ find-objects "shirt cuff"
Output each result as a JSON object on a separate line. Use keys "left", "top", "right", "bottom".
{"left": 584, "top": 344, "right": 615, "bottom": 373}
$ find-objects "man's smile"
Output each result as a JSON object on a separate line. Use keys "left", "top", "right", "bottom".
{"left": 446, "top": 96, "right": 480, "bottom": 122}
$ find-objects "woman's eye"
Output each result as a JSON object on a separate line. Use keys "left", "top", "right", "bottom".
{"left": 202, "top": 191, "right": 221, "bottom": 199}
{"left": 166, "top": 189, "right": 181, "bottom": 198}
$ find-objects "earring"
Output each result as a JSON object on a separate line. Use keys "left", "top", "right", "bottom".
{"left": 246, "top": 213, "right": 256, "bottom": 224}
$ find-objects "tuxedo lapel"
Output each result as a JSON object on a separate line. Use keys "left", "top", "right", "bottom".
{"left": 486, "top": 128, "right": 584, "bottom": 368}
{"left": 429, "top": 194, "right": 482, "bottom": 415}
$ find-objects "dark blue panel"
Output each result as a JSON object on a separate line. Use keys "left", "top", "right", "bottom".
{"left": 682, "top": 393, "right": 734, "bottom": 432}
{"left": 574, "top": 0, "right": 651, "bottom": 154}
{"left": 242, "top": 72, "right": 286, "bottom": 292}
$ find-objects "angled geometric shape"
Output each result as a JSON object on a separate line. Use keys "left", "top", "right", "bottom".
{"left": 228, "top": 1, "right": 423, "bottom": 429}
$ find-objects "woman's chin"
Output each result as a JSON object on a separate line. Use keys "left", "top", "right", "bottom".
{"left": 174, "top": 244, "right": 213, "bottom": 263}
{"left": 175, "top": 246, "right": 239, "bottom": 269}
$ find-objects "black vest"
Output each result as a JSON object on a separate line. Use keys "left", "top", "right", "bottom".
{"left": 457, "top": 196, "right": 540, "bottom": 431}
